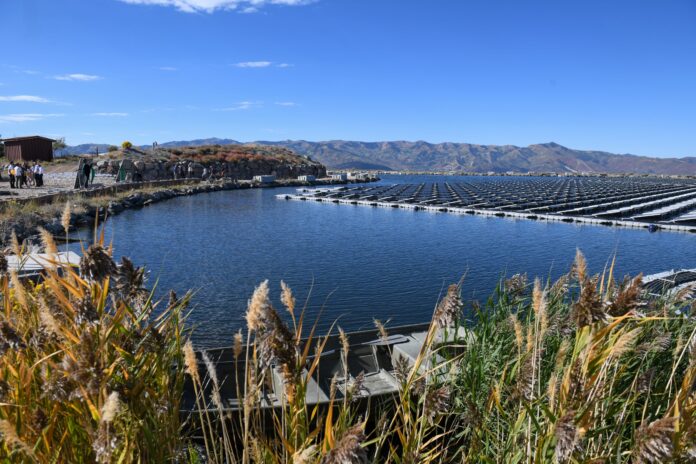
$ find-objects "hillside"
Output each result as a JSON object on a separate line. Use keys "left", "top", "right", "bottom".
{"left": 257, "top": 140, "right": 696, "bottom": 175}
{"left": 63, "top": 139, "right": 696, "bottom": 175}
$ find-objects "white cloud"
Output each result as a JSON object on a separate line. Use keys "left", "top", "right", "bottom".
{"left": 118, "top": 0, "right": 315, "bottom": 14}
{"left": 276, "top": 63, "right": 293, "bottom": 68}
{"left": 0, "top": 113, "right": 63, "bottom": 123}
{"left": 217, "top": 101, "right": 262, "bottom": 111}
{"left": 0, "top": 95, "right": 51, "bottom": 103}
{"left": 92, "top": 112, "right": 129, "bottom": 117}
{"left": 234, "top": 61, "right": 272, "bottom": 68}
{"left": 54, "top": 73, "right": 102, "bottom": 81}
{"left": 275, "top": 101, "right": 296, "bottom": 107}
{"left": 158, "top": 66, "right": 178, "bottom": 71}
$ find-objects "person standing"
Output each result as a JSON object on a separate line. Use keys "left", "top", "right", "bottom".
{"left": 34, "top": 162, "right": 44, "bottom": 187}
{"left": 7, "top": 163, "right": 15, "bottom": 189}
{"left": 14, "top": 164, "right": 23, "bottom": 189}
{"left": 82, "top": 161, "right": 91, "bottom": 188}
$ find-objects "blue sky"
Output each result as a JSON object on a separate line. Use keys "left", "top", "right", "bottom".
{"left": 1, "top": 0, "right": 695, "bottom": 157}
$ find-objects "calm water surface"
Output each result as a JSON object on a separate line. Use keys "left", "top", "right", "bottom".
{"left": 75, "top": 175, "right": 696, "bottom": 347}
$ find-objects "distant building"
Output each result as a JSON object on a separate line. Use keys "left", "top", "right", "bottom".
{"left": 2, "top": 136, "right": 55, "bottom": 162}
{"left": 298, "top": 175, "right": 316, "bottom": 182}
{"left": 331, "top": 173, "right": 348, "bottom": 181}
{"left": 253, "top": 174, "right": 276, "bottom": 183}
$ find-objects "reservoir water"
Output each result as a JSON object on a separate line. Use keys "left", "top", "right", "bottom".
{"left": 76, "top": 175, "right": 696, "bottom": 347}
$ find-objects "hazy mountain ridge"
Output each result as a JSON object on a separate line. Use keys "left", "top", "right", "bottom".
{"left": 63, "top": 139, "right": 696, "bottom": 175}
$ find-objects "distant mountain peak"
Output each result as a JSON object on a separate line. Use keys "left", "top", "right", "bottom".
{"left": 62, "top": 138, "right": 696, "bottom": 175}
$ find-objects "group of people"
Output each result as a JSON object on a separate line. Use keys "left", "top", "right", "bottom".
{"left": 6, "top": 161, "right": 45, "bottom": 188}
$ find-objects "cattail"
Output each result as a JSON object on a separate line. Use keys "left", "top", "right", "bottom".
{"left": 280, "top": 280, "right": 296, "bottom": 315}
{"left": 101, "top": 391, "right": 121, "bottom": 423}
{"left": 423, "top": 385, "right": 450, "bottom": 425}
{"left": 233, "top": 330, "right": 243, "bottom": 359}
{"left": 0, "top": 419, "right": 34, "bottom": 458}
{"left": 246, "top": 280, "right": 271, "bottom": 332}
{"left": 202, "top": 351, "right": 222, "bottom": 409}
{"left": 61, "top": 201, "right": 72, "bottom": 235}
{"left": 554, "top": 411, "right": 581, "bottom": 463}
{"left": 320, "top": 424, "right": 368, "bottom": 464}
{"left": 632, "top": 417, "right": 675, "bottom": 463}
{"left": 433, "top": 284, "right": 463, "bottom": 329}
{"left": 38, "top": 227, "right": 58, "bottom": 255}
{"left": 183, "top": 341, "right": 199, "bottom": 382}
{"left": 80, "top": 245, "right": 116, "bottom": 282}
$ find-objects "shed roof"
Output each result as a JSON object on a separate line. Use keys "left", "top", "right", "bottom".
{"left": 1, "top": 135, "right": 56, "bottom": 143}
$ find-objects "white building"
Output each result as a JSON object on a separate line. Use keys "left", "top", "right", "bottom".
{"left": 331, "top": 173, "right": 348, "bottom": 181}
{"left": 298, "top": 175, "right": 316, "bottom": 182}
{"left": 253, "top": 175, "right": 276, "bottom": 183}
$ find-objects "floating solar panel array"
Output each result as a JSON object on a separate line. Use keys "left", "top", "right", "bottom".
{"left": 278, "top": 177, "right": 696, "bottom": 233}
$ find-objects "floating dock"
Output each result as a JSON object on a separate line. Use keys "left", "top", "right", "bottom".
{"left": 277, "top": 178, "right": 696, "bottom": 233}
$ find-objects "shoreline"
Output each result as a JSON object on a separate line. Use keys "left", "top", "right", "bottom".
{"left": 0, "top": 176, "right": 379, "bottom": 247}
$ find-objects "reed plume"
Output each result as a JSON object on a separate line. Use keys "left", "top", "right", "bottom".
{"left": 280, "top": 280, "right": 296, "bottom": 315}
{"left": 80, "top": 244, "right": 116, "bottom": 281}
{"left": 554, "top": 411, "right": 581, "bottom": 463}
{"left": 38, "top": 226, "right": 58, "bottom": 255}
{"left": 101, "top": 391, "right": 121, "bottom": 423}
{"left": 61, "top": 201, "right": 71, "bottom": 235}
{"left": 320, "top": 424, "right": 368, "bottom": 464}
{"left": 632, "top": 417, "right": 675, "bottom": 463}
{"left": 246, "top": 280, "right": 271, "bottom": 332}
{"left": 433, "top": 284, "right": 462, "bottom": 329}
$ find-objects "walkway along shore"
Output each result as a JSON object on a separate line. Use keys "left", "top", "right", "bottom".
{"left": 0, "top": 176, "right": 378, "bottom": 247}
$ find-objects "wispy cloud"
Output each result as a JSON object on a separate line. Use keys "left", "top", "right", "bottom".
{"left": 92, "top": 112, "right": 129, "bottom": 117}
{"left": 118, "top": 0, "right": 316, "bottom": 14}
{"left": 53, "top": 73, "right": 102, "bottom": 81}
{"left": 234, "top": 61, "right": 272, "bottom": 68}
{"left": 0, "top": 95, "right": 52, "bottom": 103}
{"left": 157, "top": 66, "right": 178, "bottom": 71}
{"left": 216, "top": 101, "right": 262, "bottom": 111}
{"left": 276, "top": 63, "right": 293, "bottom": 68}
{"left": 0, "top": 113, "right": 63, "bottom": 123}
{"left": 275, "top": 101, "right": 297, "bottom": 107}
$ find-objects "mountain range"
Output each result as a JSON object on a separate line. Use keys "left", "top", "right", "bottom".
{"left": 61, "top": 138, "right": 696, "bottom": 176}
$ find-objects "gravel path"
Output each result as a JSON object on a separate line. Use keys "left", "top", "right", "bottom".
{"left": 0, "top": 172, "right": 117, "bottom": 199}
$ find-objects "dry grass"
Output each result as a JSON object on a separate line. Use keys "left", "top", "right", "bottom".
{"left": 0, "top": 245, "right": 694, "bottom": 463}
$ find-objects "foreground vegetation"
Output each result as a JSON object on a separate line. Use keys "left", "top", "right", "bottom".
{"left": 0, "top": 240, "right": 694, "bottom": 462}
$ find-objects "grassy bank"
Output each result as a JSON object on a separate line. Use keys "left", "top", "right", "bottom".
{"left": 0, "top": 242, "right": 694, "bottom": 462}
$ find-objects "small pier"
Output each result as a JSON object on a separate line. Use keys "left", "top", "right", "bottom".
{"left": 277, "top": 178, "right": 696, "bottom": 233}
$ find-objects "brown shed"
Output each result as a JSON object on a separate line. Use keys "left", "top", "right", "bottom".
{"left": 2, "top": 136, "right": 55, "bottom": 162}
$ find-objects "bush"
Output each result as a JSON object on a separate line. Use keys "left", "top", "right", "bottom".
{"left": 121, "top": 141, "right": 133, "bottom": 150}
{"left": 108, "top": 145, "right": 119, "bottom": 152}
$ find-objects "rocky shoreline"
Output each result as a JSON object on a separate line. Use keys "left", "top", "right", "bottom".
{"left": 1, "top": 176, "right": 378, "bottom": 247}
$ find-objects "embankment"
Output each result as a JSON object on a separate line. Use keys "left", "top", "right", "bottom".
{"left": 0, "top": 176, "right": 378, "bottom": 247}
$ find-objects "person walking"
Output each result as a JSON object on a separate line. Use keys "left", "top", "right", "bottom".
{"left": 7, "top": 163, "right": 15, "bottom": 189}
